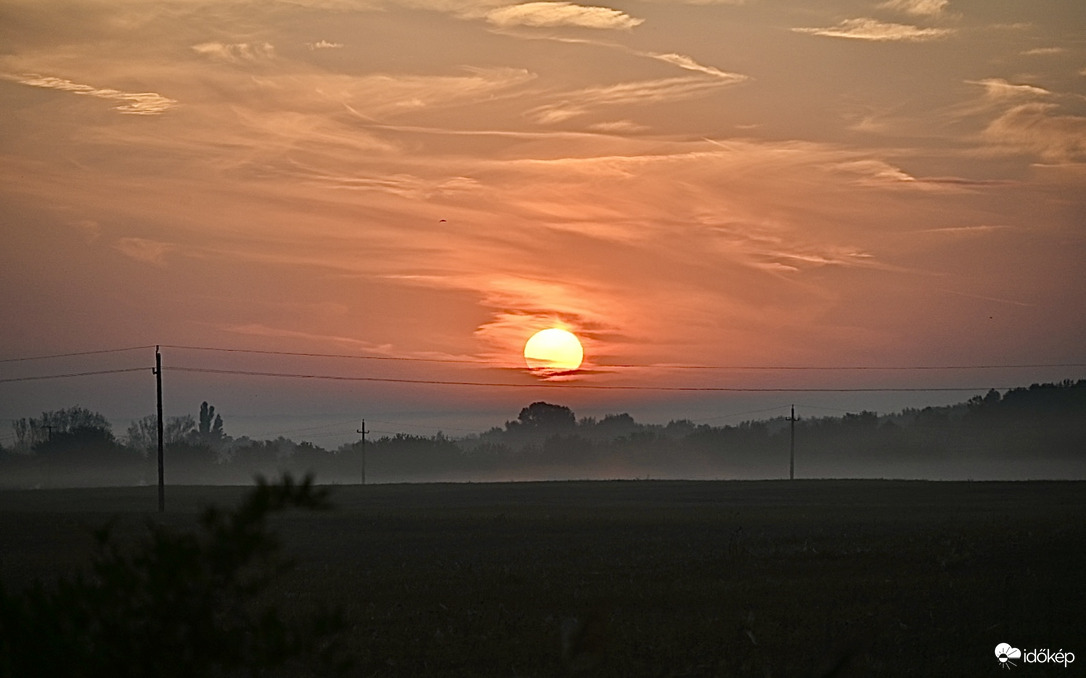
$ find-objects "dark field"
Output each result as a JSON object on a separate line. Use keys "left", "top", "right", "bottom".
{"left": 1, "top": 480, "right": 1084, "bottom": 676}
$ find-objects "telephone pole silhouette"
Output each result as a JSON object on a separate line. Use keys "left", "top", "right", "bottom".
{"left": 155, "top": 346, "right": 164, "bottom": 512}
{"left": 789, "top": 404, "right": 796, "bottom": 481}
{"left": 357, "top": 418, "right": 368, "bottom": 485}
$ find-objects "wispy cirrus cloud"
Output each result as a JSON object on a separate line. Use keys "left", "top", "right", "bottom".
{"left": 1020, "top": 47, "right": 1065, "bottom": 57}
{"left": 587, "top": 119, "right": 649, "bottom": 133}
{"left": 191, "top": 42, "right": 276, "bottom": 63}
{"left": 307, "top": 40, "right": 344, "bottom": 50}
{"left": 793, "top": 18, "right": 954, "bottom": 42}
{"left": 877, "top": 0, "right": 948, "bottom": 17}
{"left": 341, "top": 67, "right": 537, "bottom": 117}
{"left": 114, "top": 237, "right": 176, "bottom": 265}
{"left": 968, "top": 78, "right": 1050, "bottom": 100}
{"left": 916, "top": 225, "right": 1012, "bottom": 236}
{"left": 529, "top": 75, "right": 745, "bottom": 124}
{"left": 834, "top": 159, "right": 927, "bottom": 186}
{"left": 958, "top": 79, "right": 1086, "bottom": 162}
{"left": 636, "top": 0, "right": 744, "bottom": 4}
{"left": 223, "top": 323, "right": 394, "bottom": 352}
{"left": 485, "top": 2, "right": 643, "bottom": 30}
{"left": 983, "top": 103, "right": 1086, "bottom": 162}
{"left": 646, "top": 52, "right": 744, "bottom": 79}
{"left": 5, "top": 74, "right": 176, "bottom": 115}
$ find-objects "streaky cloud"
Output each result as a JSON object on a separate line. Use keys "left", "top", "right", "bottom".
{"left": 983, "top": 103, "right": 1086, "bottom": 162}
{"left": 114, "top": 237, "right": 175, "bottom": 265}
{"left": 529, "top": 75, "right": 744, "bottom": 124}
{"left": 793, "top": 18, "right": 954, "bottom": 42}
{"left": 224, "top": 323, "right": 399, "bottom": 352}
{"left": 968, "top": 78, "right": 1050, "bottom": 100}
{"left": 917, "top": 225, "right": 1013, "bottom": 235}
{"left": 587, "top": 120, "right": 649, "bottom": 133}
{"left": 192, "top": 42, "right": 276, "bottom": 63}
{"left": 6, "top": 74, "right": 176, "bottom": 115}
{"left": 646, "top": 52, "right": 747, "bottom": 80}
{"left": 877, "top": 0, "right": 948, "bottom": 17}
{"left": 936, "top": 288, "right": 1033, "bottom": 307}
{"left": 485, "top": 2, "right": 643, "bottom": 30}
{"left": 959, "top": 79, "right": 1086, "bottom": 162}
{"left": 832, "top": 160, "right": 990, "bottom": 192}
{"left": 1021, "top": 47, "right": 1065, "bottom": 57}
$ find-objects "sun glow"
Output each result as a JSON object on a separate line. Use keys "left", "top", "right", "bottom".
{"left": 524, "top": 328, "right": 584, "bottom": 372}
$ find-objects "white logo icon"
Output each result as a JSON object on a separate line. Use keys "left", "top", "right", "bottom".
{"left": 996, "top": 643, "right": 1022, "bottom": 670}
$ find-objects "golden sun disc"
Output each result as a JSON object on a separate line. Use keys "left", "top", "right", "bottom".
{"left": 524, "top": 328, "right": 584, "bottom": 371}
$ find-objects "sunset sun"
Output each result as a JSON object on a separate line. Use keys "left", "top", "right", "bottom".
{"left": 524, "top": 328, "right": 584, "bottom": 372}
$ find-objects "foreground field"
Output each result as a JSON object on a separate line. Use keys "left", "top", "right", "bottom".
{"left": 1, "top": 480, "right": 1083, "bottom": 676}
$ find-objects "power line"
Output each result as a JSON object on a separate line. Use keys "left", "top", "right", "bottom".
{"left": 161, "top": 344, "right": 488, "bottom": 365}
{"left": 0, "top": 346, "right": 155, "bottom": 363}
{"left": 0, "top": 367, "right": 151, "bottom": 384}
{"left": 368, "top": 418, "right": 480, "bottom": 433}
{"left": 694, "top": 405, "right": 794, "bottom": 423}
{"left": 794, "top": 403, "right": 861, "bottom": 414}
{"left": 614, "top": 363, "right": 1086, "bottom": 371}
{"left": 261, "top": 419, "right": 361, "bottom": 437}
{"left": 158, "top": 344, "right": 1086, "bottom": 372}
{"left": 238, "top": 415, "right": 477, "bottom": 441}
{"left": 168, "top": 365, "right": 1013, "bottom": 393}
{"left": 4, "top": 342, "right": 1082, "bottom": 372}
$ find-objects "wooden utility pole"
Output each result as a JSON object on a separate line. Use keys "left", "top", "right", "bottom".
{"left": 155, "top": 346, "right": 164, "bottom": 512}
{"left": 357, "top": 418, "right": 368, "bottom": 485}
{"left": 789, "top": 404, "right": 796, "bottom": 481}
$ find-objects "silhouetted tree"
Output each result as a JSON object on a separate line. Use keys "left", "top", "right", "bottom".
{"left": 198, "top": 401, "right": 224, "bottom": 445}
{"left": 590, "top": 413, "right": 639, "bottom": 439}
{"left": 512, "top": 402, "right": 576, "bottom": 432}
{"left": 11, "top": 418, "right": 43, "bottom": 451}
{"left": 125, "top": 415, "right": 158, "bottom": 454}
{"left": 165, "top": 414, "right": 197, "bottom": 445}
{"left": 12, "top": 406, "right": 112, "bottom": 451}
{"left": 35, "top": 425, "right": 116, "bottom": 453}
{"left": 0, "top": 475, "right": 349, "bottom": 677}
{"left": 126, "top": 414, "right": 204, "bottom": 454}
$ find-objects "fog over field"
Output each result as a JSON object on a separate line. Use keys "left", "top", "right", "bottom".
{"left": 3, "top": 380, "right": 1084, "bottom": 487}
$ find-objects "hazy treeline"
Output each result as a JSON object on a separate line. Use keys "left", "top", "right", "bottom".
{"left": 2, "top": 380, "right": 1084, "bottom": 486}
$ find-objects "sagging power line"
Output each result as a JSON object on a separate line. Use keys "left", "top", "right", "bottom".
{"left": 0, "top": 346, "right": 155, "bottom": 363}
{"left": 4, "top": 343, "right": 1084, "bottom": 374}
{"left": 0, "top": 367, "right": 152, "bottom": 384}
{"left": 169, "top": 365, "right": 1020, "bottom": 393}
{"left": 108, "top": 343, "right": 1086, "bottom": 372}
{"left": 0, "top": 355, "right": 1060, "bottom": 393}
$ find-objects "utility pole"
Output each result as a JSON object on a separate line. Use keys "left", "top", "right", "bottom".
{"left": 357, "top": 418, "right": 368, "bottom": 485}
{"left": 155, "top": 346, "right": 164, "bottom": 512}
{"left": 789, "top": 404, "right": 796, "bottom": 481}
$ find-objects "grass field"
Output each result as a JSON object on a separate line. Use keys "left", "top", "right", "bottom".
{"left": 1, "top": 480, "right": 1083, "bottom": 676}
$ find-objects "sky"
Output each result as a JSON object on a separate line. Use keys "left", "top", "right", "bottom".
{"left": 1, "top": 0, "right": 1085, "bottom": 447}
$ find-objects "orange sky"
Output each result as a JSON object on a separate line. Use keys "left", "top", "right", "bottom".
{"left": 2, "top": 0, "right": 1084, "bottom": 443}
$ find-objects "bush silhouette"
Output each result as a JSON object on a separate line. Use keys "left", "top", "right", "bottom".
{"left": 0, "top": 474, "right": 349, "bottom": 678}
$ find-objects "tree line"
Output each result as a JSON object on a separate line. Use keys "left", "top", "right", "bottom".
{"left": 2, "top": 380, "right": 1084, "bottom": 487}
